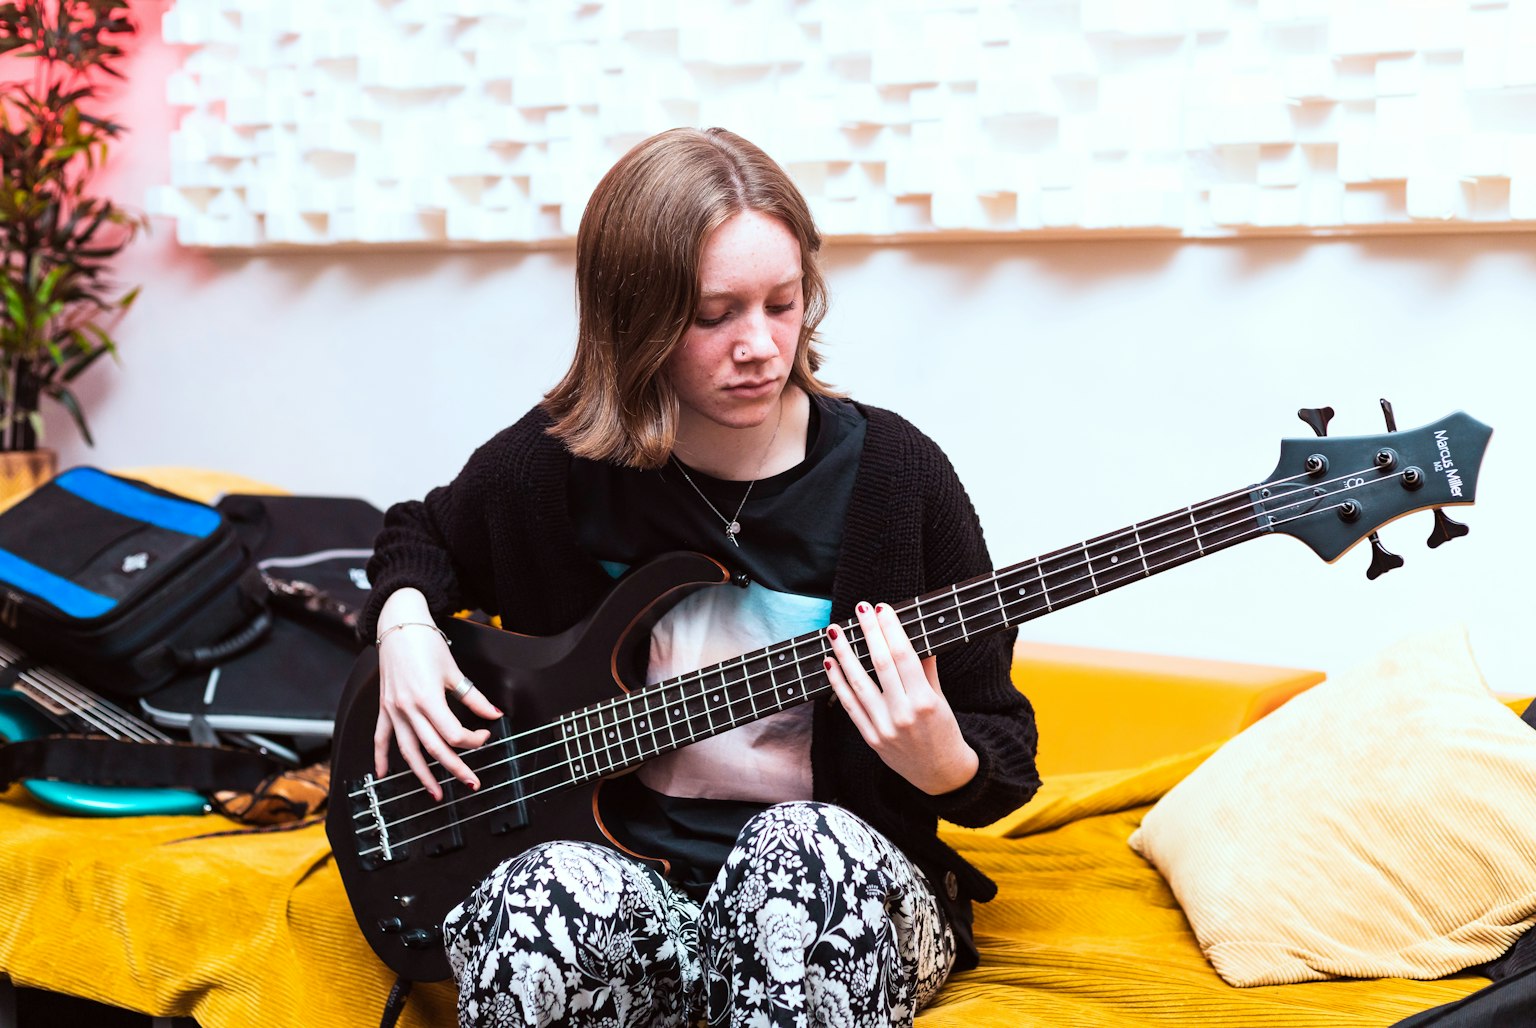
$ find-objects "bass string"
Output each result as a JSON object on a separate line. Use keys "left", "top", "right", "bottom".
{"left": 361, "top": 516, "right": 1225, "bottom": 846}
{"left": 365, "top": 486, "right": 1263, "bottom": 853}
{"left": 366, "top": 495, "right": 1389, "bottom": 854}
{"left": 357, "top": 466, "right": 1393, "bottom": 817}
{"left": 376, "top": 464, "right": 1331, "bottom": 792}
{"left": 359, "top": 465, "right": 1408, "bottom": 835}
{"left": 360, "top": 642, "right": 836, "bottom": 836}
{"left": 24, "top": 668, "right": 168, "bottom": 742}
{"left": 355, "top": 468, "right": 1311, "bottom": 801}
{"left": 361, "top": 488, "right": 1379, "bottom": 849}
{"left": 0, "top": 640, "right": 167, "bottom": 742}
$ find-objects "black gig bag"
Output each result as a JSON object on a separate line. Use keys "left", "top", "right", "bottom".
{"left": 0, "top": 467, "right": 270, "bottom": 698}
{"left": 138, "top": 494, "right": 384, "bottom": 757}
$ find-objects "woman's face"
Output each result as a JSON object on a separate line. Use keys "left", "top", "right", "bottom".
{"left": 666, "top": 209, "right": 804, "bottom": 434}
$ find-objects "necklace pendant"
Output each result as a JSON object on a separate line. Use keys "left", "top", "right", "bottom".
{"left": 726, "top": 521, "right": 741, "bottom": 545}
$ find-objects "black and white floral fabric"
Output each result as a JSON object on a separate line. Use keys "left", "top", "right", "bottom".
{"left": 444, "top": 801, "right": 955, "bottom": 1027}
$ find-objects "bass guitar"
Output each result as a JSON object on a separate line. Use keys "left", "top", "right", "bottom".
{"left": 327, "top": 407, "right": 1493, "bottom": 981}
{"left": 0, "top": 638, "right": 209, "bottom": 816}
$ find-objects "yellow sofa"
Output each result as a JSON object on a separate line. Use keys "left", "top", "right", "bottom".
{"left": 0, "top": 470, "right": 1505, "bottom": 1026}
{"left": 0, "top": 646, "right": 1502, "bottom": 1027}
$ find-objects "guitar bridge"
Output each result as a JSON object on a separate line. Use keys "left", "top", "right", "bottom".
{"left": 351, "top": 772, "right": 403, "bottom": 870}
{"left": 347, "top": 716, "right": 532, "bottom": 873}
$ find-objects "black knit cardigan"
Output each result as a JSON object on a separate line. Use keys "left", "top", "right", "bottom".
{"left": 360, "top": 402, "right": 1041, "bottom": 969}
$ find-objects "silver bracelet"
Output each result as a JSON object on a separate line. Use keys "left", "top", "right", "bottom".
{"left": 375, "top": 621, "right": 450, "bottom": 648}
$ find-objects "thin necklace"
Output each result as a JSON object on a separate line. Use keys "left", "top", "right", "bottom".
{"left": 670, "top": 399, "right": 784, "bottom": 548}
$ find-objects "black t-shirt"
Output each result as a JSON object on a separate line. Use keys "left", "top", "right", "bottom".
{"left": 569, "top": 394, "right": 866, "bottom": 595}
{"left": 567, "top": 395, "right": 867, "bottom": 898}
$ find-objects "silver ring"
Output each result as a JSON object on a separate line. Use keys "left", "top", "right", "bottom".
{"left": 448, "top": 676, "right": 473, "bottom": 701}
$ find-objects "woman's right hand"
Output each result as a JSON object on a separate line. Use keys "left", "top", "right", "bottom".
{"left": 372, "top": 589, "right": 503, "bottom": 800}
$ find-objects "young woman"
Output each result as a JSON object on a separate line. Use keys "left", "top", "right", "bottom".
{"left": 360, "top": 127, "right": 1040, "bottom": 1028}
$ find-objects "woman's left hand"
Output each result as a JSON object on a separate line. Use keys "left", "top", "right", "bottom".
{"left": 823, "top": 601, "right": 980, "bottom": 795}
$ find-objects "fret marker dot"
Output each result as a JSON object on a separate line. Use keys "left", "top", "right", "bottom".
{"left": 608, "top": 732, "right": 615, "bottom": 739}
{"left": 1111, "top": 555, "right": 1120, "bottom": 564}
{"left": 1018, "top": 588, "right": 1025, "bottom": 595}
{"left": 938, "top": 615, "right": 946, "bottom": 623}
{"left": 712, "top": 694, "right": 720, "bottom": 702}
{"left": 778, "top": 654, "right": 786, "bottom": 661}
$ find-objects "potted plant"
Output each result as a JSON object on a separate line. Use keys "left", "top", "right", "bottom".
{"left": 0, "top": 0, "right": 144, "bottom": 499}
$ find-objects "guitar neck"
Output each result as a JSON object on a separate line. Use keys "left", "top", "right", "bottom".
{"left": 904, "top": 483, "right": 1264, "bottom": 651}
{"left": 0, "top": 640, "right": 174, "bottom": 743}
{"left": 552, "top": 482, "right": 1264, "bottom": 781}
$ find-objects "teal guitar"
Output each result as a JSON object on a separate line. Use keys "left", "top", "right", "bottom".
{"left": 0, "top": 640, "right": 208, "bottom": 816}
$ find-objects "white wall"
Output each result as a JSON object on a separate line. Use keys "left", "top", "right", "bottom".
{"left": 50, "top": 2, "right": 1536, "bottom": 693}
{"left": 49, "top": 224, "right": 1536, "bottom": 692}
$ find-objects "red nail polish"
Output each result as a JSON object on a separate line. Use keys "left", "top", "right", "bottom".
{"left": 857, "top": 602, "right": 871, "bottom": 614}
{"left": 875, "top": 602, "right": 888, "bottom": 613}
{"left": 827, "top": 624, "right": 840, "bottom": 640}
{"left": 823, "top": 659, "right": 834, "bottom": 671}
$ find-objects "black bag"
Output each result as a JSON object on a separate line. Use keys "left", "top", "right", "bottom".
{"left": 137, "top": 494, "right": 383, "bottom": 757}
{"left": 1390, "top": 961, "right": 1536, "bottom": 1027}
{"left": 0, "top": 467, "right": 270, "bottom": 697}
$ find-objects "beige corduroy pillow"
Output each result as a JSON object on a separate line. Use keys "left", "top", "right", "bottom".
{"left": 1128, "top": 629, "right": 1536, "bottom": 988}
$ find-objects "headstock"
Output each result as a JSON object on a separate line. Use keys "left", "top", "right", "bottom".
{"left": 1254, "top": 407, "right": 1492, "bottom": 565}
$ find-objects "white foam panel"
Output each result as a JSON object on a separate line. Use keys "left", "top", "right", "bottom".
{"left": 156, "top": 0, "right": 1536, "bottom": 247}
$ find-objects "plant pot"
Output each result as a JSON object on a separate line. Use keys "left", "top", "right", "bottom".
{"left": 0, "top": 449, "right": 58, "bottom": 510}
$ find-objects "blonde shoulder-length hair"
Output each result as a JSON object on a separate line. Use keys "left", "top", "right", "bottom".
{"left": 541, "top": 127, "right": 837, "bottom": 470}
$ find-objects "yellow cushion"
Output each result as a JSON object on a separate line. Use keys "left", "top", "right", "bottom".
{"left": 929, "top": 804, "right": 1486, "bottom": 1025}
{"left": 1129, "top": 629, "right": 1536, "bottom": 987}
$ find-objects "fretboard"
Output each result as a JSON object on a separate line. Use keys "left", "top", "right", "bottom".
{"left": 548, "top": 483, "right": 1265, "bottom": 784}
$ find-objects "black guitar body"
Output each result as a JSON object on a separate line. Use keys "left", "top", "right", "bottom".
{"left": 326, "top": 552, "right": 730, "bottom": 982}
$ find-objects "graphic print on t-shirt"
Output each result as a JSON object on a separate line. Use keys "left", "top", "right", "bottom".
{"left": 600, "top": 559, "right": 830, "bottom": 802}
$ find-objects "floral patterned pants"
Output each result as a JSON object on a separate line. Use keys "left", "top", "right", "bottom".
{"left": 442, "top": 801, "right": 956, "bottom": 1028}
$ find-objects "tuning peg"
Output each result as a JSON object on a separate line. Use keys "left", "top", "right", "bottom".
{"left": 1427, "top": 508, "right": 1470, "bottom": 549}
{"left": 1297, "top": 406, "right": 1335, "bottom": 438}
{"left": 1381, "top": 399, "right": 1471, "bottom": 550}
{"left": 1366, "top": 534, "right": 1405, "bottom": 579}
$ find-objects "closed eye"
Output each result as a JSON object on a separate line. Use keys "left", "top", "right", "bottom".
{"left": 694, "top": 301, "right": 797, "bottom": 328}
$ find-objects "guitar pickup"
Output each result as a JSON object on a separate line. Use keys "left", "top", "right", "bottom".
{"left": 480, "top": 714, "right": 529, "bottom": 837}
{"left": 424, "top": 778, "right": 467, "bottom": 858}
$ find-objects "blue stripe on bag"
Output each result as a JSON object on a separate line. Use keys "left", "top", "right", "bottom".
{"left": 55, "top": 469, "right": 220, "bottom": 538}
{"left": 0, "top": 549, "right": 115, "bottom": 617}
